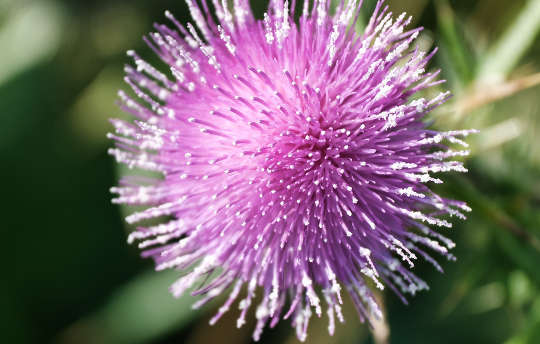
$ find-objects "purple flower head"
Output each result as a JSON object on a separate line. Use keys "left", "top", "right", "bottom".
{"left": 109, "top": 0, "right": 475, "bottom": 341}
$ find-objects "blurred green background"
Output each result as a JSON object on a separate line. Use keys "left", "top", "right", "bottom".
{"left": 5, "top": 0, "right": 540, "bottom": 343}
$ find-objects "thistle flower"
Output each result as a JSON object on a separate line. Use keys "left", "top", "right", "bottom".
{"left": 109, "top": 0, "right": 475, "bottom": 341}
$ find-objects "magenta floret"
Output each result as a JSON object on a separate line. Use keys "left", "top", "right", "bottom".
{"left": 109, "top": 0, "right": 474, "bottom": 341}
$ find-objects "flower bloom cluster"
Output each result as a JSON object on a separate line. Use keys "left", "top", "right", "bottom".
{"left": 109, "top": 0, "right": 474, "bottom": 341}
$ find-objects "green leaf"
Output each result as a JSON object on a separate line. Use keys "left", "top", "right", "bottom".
{"left": 58, "top": 270, "right": 202, "bottom": 344}
{"left": 477, "top": 0, "right": 540, "bottom": 83}
{"left": 0, "top": 0, "right": 65, "bottom": 86}
{"left": 435, "top": 0, "right": 474, "bottom": 87}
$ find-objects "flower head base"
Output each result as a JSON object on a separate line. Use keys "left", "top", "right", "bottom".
{"left": 109, "top": 0, "right": 475, "bottom": 341}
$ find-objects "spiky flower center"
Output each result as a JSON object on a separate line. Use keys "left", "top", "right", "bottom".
{"left": 109, "top": 1, "right": 475, "bottom": 342}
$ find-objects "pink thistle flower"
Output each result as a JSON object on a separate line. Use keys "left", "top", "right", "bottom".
{"left": 109, "top": 0, "right": 475, "bottom": 341}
